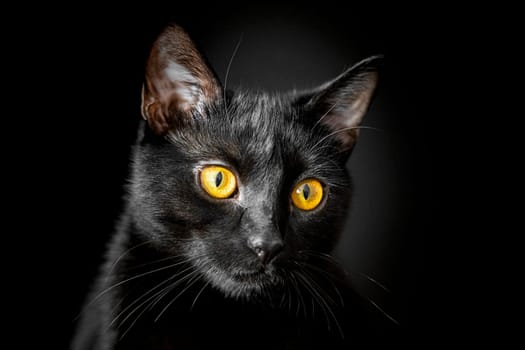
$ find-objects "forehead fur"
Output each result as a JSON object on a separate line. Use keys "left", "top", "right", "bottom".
{"left": 159, "top": 90, "right": 347, "bottom": 190}
{"left": 166, "top": 91, "right": 327, "bottom": 159}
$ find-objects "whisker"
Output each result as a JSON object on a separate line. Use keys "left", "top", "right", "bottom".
{"left": 114, "top": 283, "right": 171, "bottom": 338}
{"left": 301, "top": 262, "right": 343, "bottom": 307}
{"left": 76, "top": 260, "right": 189, "bottom": 323}
{"left": 300, "top": 250, "right": 391, "bottom": 291}
{"left": 289, "top": 283, "right": 294, "bottom": 317}
{"left": 300, "top": 261, "right": 344, "bottom": 306}
{"left": 298, "top": 266, "right": 336, "bottom": 306}
{"left": 294, "top": 271, "right": 328, "bottom": 327}
{"left": 123, "top": 269, "right": 202, "bottom": 337}
{"left": 146, "top": 283, "right": 175, "bottom": 313}
{"left": 367, "top": 298, "right": 400, "bottom": 325}
{"left": 299, "top": 250, "right": 341, "bottom": 265}
{"left": 289, "top": 271, "right": 307, "bottom": 319}
{"left": 106, "top": 292, "right": 130, "bottom": 323}
{"left": 191, "top": 280, "right": 210, "bottom": 311}
{"left": 223, "top": 33, "right": 243, "bottom": 118}
{"left": 146, "top": 267, "right": 199, "bottom": 315}
{"left": 73, "top": 239, "right": 172, "bottom": 320}
{"left": 92, "top": 259, "right": 192, "bottom": 305}
{"left": 298, "top": 250, "right": 396, "bottom": 327}
{"left": 298, "top": 251, "right": 345, "bottom": 277}
{"left": 117, "top": 282, "right": 174, "bottom": 339}
{"left": 354, "top": 271, "right": 390, "bottom": 293}
{"left": 123, "top": 255, "right": 191, "bottom": 272}
{"left": 278, "top": 276, "right": 288, "bottom": 308}
{"left": 285, "top": 274, "right": 293, "bottom": 315}
{"left": 146, "top": 266, "right": 199, "bottom": 312}
{"left": 116, "top": 266, "right": 202, "bottom": 339}
{"left": 155, "top": 272, "right": 202, "bottom": 322}
{"left": 311, "top": 101, "right": 339, "bottom": 131}
{"left": 296, "top": 270, "right": 344, "bottom": 339}
{"left": 110, "top": 264, "right": 196, "bottom": 328}
{"left": 104, "top": 240, "right": 158, "bottom": 283}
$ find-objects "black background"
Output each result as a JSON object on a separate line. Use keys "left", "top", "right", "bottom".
{"left": 16, "top": 4, "right": 430, "bottom": 348}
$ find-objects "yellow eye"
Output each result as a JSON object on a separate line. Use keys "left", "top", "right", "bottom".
{"left": 200, "top": 166, "right": 237, "bottom": 199}
{"left": 291, "top": 179, "right": 324, "bottom": 211}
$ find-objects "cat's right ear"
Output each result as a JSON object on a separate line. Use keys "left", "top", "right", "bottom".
{"left": 141, "top": 25, "right": 222, "bottom": 135}
{"left": 301, "top": 56, "right": 381, "bottom": 153}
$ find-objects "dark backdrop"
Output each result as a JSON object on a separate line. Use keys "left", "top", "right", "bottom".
{"left": 23, "top": 4, "right": 430, "bottom": 348}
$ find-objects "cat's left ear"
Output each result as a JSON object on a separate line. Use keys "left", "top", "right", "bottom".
{"left": 141, "top": 25, "right": 222, "bottom": 135}
{"left": 305, "top": 55, "right": 382, "bottom": 152}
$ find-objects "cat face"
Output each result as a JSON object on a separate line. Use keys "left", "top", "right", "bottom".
{"left": 130, "top": 25, "right": 379, "bottom": 299}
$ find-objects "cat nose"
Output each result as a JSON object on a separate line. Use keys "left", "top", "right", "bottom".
{"left": 247, "top": 236, "right": 283, "bottom": 265}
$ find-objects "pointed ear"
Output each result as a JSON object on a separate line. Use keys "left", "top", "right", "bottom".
{"left": 307, "top": 55, "right": 381, "bottom": 152}
{"left": 141, "top": 25, "right": 222, "bottom": 135}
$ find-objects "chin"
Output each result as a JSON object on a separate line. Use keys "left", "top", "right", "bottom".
{"left": 201, "top": 263, "right": 282, "bottom": 300}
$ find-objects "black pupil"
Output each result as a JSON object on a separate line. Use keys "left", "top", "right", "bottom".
{"left": 303, "top": 184, "right": 310, "bottom": 200}
{"left": 215, "top": 171, "right": 223, "bottom": 187}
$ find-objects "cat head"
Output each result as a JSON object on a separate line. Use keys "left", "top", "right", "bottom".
{"left": 130, "top": 25, "right": 380, "bottom": 299}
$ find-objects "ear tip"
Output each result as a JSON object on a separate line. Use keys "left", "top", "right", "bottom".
{"left": 366, "top": 54, "right": 385, "bottom": 61}
{"left": 348, "top": 55, "right": 384, "bottom": 85}
{"left": 155, "top": 23, "right": 191, "bottom": 44}
{"left": 164, "top": 23, "right": 188, "bottom": 34}
{"left": 355, "top": 54, "right": 384, "bottom": 72}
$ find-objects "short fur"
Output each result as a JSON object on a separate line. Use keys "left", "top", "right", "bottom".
{"left": 72, "top": 25, "right": 394, "bottom": 350}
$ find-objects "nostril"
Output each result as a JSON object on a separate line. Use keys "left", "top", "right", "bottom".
{"left": 253, "top": 246, "right": 263, "bottom": 256}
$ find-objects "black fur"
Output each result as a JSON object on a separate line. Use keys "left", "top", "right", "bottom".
{"left": 72, "top": 25, "right": 395, "bottom": 349}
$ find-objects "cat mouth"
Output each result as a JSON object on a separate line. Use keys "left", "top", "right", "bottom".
{"left": 200, "top": 263, "right": 280, "bottom": 298}
{"left": 231, "top": 270, "right": 266, "bottom": 283}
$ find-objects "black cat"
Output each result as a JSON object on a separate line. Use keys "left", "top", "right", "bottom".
{"left": 72, "top": 24, "right": 396, "bottom": 349}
